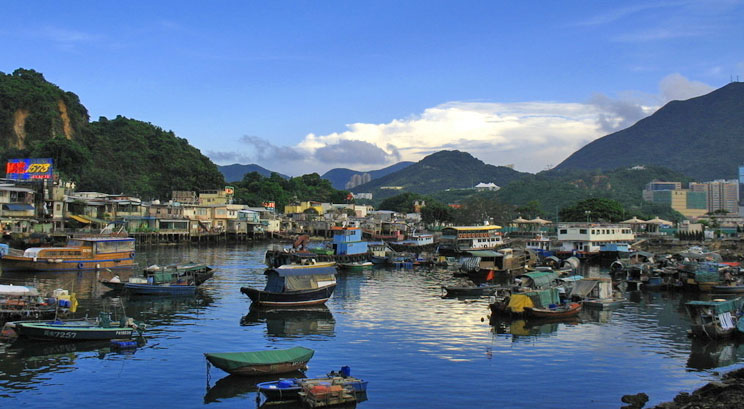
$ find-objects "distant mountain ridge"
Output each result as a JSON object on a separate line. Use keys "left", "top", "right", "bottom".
{"left": 554, "top": 82, "right": 744, "bottom": 181}
{"left": 353, "top": 150, "right": 526, "bottom": 200}
{"left": 218, "top": 163, "right": 288, "bottom": 182}
{"left": 321, "top": 161, "right": 414, "bottom": 190}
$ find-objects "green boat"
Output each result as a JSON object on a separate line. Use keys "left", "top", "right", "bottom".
{"left": 204, "top": 346, "right": 314, "bottom": 376}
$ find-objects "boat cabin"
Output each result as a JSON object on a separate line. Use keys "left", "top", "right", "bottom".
{"left": 556, "top": 224, "right": 634, "bottom": 257}
{"left": 440, "top": 225, "right": 504, "bottom": 253}
{"left": 264, "top": 265, "right": 337, "bottom": 293}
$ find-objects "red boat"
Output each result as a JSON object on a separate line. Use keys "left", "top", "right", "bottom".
{"left": 524, "top": 302, "right": 582, "bottom": 319}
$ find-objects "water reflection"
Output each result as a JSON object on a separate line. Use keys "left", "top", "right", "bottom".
{"left": 0, "top": 340, "right": 138, "bottom": 393}
{"left": 687, "top": 338, "right": 744, "bottom": 371}
{"left": 240, "top": 305, "right": 335, "bottom": 338}
{"left": 204, "top": 371, "right": 305, "bottom": 404}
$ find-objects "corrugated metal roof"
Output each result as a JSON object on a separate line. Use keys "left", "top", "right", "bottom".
{"left": 3, "top": 203, "right": 34, "bottom": 211}
{"left": 466, "top": 250, "right": 503, "bottom": 257}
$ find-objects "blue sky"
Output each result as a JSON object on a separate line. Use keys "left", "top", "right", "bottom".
{"left": 2, "top": 1, "right": 743, "bottom": 176}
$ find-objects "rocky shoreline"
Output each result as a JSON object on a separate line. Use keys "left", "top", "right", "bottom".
{"left": 621, "top": 367, "right": 744, "bottom": 409}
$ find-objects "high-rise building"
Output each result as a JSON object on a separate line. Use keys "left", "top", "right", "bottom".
{"left": 690, "top": 179, "right": 739, "bottom": 214}
{"left": 739, "top": 165, "right": 744, "bottom": 216}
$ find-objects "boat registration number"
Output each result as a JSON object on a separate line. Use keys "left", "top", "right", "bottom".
{"left": 115, "top": 331, "right": 130, "bottom": 335}
{"left": 43, "top": 330, "right": 77, "bottom": 339}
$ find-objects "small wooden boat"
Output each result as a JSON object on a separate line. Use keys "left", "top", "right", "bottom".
{"left": 524, "top": 302, "right": 582, "bottom": 319}
{"left": 337, "top": 261, "right": 373, "bottom": 271}
{"left": 4, "top": 312, "right": 145, "bottom": 341}
{"left": 258, "top": 366, "right": 367, "bottom": 401}
{"left": 101, "top": 262, "right": 213, "bottom": 295}
{"left": 204, "top": 346, "right": 314, "bottom": 376}
{"left": 713, "top": 284, "right": 744, "bottom": 294}
{"left": 241, "top": 262, "right": 337, "bottom": 307}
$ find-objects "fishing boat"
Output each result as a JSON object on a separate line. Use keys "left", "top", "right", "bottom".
{"left": 2, "top": 311, "right": 145, "bottom": 341}
{"left": 0, "top": 285, "right": 74, "bottom": 322}
{"left": 1, "top": 236, "right": 135, "bottom": 272}
{"left": 524, "top": 302, "right": 582, "bottom": 319}
{"left": 685, "top": 298, "right": 744, "bottom": 339}
{"left": 204, "top": 346, "right": 315, "bottom": 376}
{"left": 713, "top": 283, "right": 744, "bottom": 294}
{"left": 241, "top": 262, "right": 337, "bottom": 307}
{"left": 258, "top": 367, "right": 367, "bottom": 402}
{"left": 101, "top": 262, "right": 214, "bottom": 295}
{"left": 337, "top": 261, "right": 373, "bottom": 271}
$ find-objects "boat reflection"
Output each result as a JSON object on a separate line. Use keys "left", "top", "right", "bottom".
{"left": 490, "top": 316, "right": 581, "bottom": 341}
{"left": 240, "top": 305, "right": 335, "bottom": 338}
{"left": 687, "top": 338, "right": 744, "bottom": 371}
{"left": 0, "top": 339, "right": 139, "bottom": 392}
{"left": 204, "top": 371, "right": 305, "bottom": 404}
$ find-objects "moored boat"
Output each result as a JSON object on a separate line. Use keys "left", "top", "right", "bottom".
{"left": 258, "top": 368, "right": 367, "bottom": 402}
{"left": 101, "top": 262, "right": 214, "bottom": 295}
{"left": 685, "top": 298, "right": 744, "bottom": 339}
{"left": 204, "top": 346, "right": 315, "bottom": 376}
{"left": 337, "top": 261, "right": 373, "bottom": 271}
{"left": 3, "top": 312, "right": 145, "bottom": 342}
{"left": 241, "top": 262, "right": 337, "bottom": 307}
{"left": 1, "top": 236, "right": 135, "bottom": 272}
{"left": 524, "top": 302, "right": 582, "bottom": 319}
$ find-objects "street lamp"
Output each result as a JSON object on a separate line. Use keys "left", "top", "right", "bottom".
{"left": 585, "top": 210, "right": 591, "bottom": 223}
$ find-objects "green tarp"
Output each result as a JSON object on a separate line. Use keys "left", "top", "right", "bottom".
{"left": 519, "top": 272, "right": 558, "bottom": 289}
{"left": 525, "top": 288, "right": 560, "bottom": 308}
{"left": 687, "top": 298, "right": 744, "bottom": 315}
{"left": 204, "top": 347, "right": 314, "bottom": 371}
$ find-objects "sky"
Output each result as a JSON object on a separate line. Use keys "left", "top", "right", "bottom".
{"left": 2, "top": 1, "right": 743, "bottom": 176}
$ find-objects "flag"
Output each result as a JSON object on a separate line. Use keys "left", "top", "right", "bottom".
{"left": 486, "top": 270, "right": 495, "bottom": 282}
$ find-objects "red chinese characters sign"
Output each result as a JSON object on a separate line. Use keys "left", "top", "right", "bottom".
{"left": 5, "top": 158, "right": 54, "bottom": 180}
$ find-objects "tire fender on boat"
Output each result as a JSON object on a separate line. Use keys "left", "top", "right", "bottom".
{"left": 77, "top": 263, "right": 84, "bottom": 269}
{"left": 129, "top": 252, "right": 135, "bottom": 259}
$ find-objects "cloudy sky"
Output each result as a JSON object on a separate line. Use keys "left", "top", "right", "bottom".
{"left": 2, "top": 1, "right": 742, "bottom": 175}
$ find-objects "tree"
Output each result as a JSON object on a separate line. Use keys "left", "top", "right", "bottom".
{"left": 559, "top": 198, "right": 626, "bottom": 222}
{"left": 421, "top": 201, "right": 453, "bottom": 224}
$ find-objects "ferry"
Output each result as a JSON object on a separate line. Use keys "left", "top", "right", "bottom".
{"left": 555, "top": 224, "right": 634, "bottom": 260}
{"left": 1, "top": 236, "right": 136, "bottom": 272}
{"left": 439, "top": 225, "right": 504, "bottom": 254}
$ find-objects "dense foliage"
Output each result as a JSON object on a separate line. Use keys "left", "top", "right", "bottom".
{"left": 497, "top": 166, "right": 687, "bottom": 222}
{"left": 353, "top": 150, "right": 526, "bottom": 201}
{"left": 231, "top": 172, "right": 349, "bottom": 212}
{"left": 0, "top": 68, "right": 225, "bottom": 199}
{"left": 555, "top": 82, "right": 744, "bottom": 180}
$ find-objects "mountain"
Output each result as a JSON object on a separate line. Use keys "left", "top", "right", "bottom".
{"left": 218, "top": 163, "right": 288, "bottom": 182}
{"left": 554, "top": 82, "right": 744, "bottom": 181}
{"left": 352, "top": 150, "right": 526, "bottom": 200}
{"left": 321, "top": 161, "right": 414, "bottom": 190}
{"left": 0, "top": 68, "right": 225, "bottom": 199}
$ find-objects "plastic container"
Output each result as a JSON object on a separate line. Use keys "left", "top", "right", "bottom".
{"left": 278, "top": 380, "right": 295, "bottom": 388}
{"left": 340, "top": 366, "right": 351, "bottom": 377}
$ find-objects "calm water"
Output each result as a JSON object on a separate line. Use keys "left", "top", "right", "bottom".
{"left": 1, "top": 243, "right": 743, "bottom": 409}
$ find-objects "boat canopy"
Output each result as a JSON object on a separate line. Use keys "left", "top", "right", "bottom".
{"left": 271, "top": 266, "right": 337, "bottom": 277}
{"left": 526, "top": 288, "right": 560, "bottom": 308}
{"left": 690, "top": 267, "right": 720, "bottom": 283}
{"left": 0, "top": 284, "right": 36, "bottom": 295}
{"left": 204, "top": 347, "right": 314, "bottom": 371}
{"left": 466, "top": 250, "right": 502, "bottom": 257}
{"left": 686, "top": 298, "right": 744, "bottom": 314}
{"left": 570, "top": 279, "right": 598, "bottom": 299}
{"left": 517, "top": 272, "right": 558, "bottom": 289}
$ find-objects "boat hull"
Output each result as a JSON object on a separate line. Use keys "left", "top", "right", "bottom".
{"left": 241, "top": 285, "right": 336, "bottom": 307}
{"left": 713, "top": 285, "right": 744, "bottom": 294}
{"left": 2, "top": 255, "right": 134, "bottom": 272}
{"left": 442, "top": 285, "right": 501, "bottom": 297}
{"left": 123, "top": 283, "right": 196, "bottom": 296}
{"left": 14, "top": 322, "right": 135, "bottom": 341}
{"left": 525, "top": 303, "right": 582, "bottom": 319}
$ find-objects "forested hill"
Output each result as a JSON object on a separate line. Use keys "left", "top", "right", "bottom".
{"left": 321, "top": 161, "right": 414, "bottom": 190}
{"left": 0, "top": 68, "right": 224, "bottom": 199}
{"left": 353, "top": 150, "right": 526, "bottom": 200}
{"left": 554, "top": 82, "right": 744, "bottom": 181}
{"left": 218, "top": 163, "right": 288, "bottom": 182}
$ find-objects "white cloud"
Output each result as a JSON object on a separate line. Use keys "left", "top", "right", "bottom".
{"left": 211, "top": 74, "right": 715, "bottom": 176}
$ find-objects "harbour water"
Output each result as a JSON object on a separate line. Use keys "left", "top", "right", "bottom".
{"left": 1, "top": 242, "right": 743, "bottom": 408}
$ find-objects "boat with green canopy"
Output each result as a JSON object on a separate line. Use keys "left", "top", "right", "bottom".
{"left": 204, "top": 346, "right": 315, "bottom": 376}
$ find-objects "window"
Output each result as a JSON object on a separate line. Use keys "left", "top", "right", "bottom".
{"left": 580, "top": 229, "right": 587, "bottom": 234}
{"left": 560, "top": 229, "right": 567, "bottom": 234}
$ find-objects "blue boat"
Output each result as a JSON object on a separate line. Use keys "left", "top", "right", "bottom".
{"left": 258, "top": 367, "right": 367, "bottom": 402}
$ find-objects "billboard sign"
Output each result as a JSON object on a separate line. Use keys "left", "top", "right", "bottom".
{"left": 263, "top": 201, "right": 276, "bottom": 211}
{"left": 6, "top": 158, "right": 54, "bottom": 180}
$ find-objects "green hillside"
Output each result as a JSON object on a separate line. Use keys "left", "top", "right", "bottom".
{"left": 0, "top": 68, "right": 225, "bottom": 199}
{"left": 353, "top": 150, "right": 526, "bottom": 201}
{"left": 555, "top": 82, "right": 744, "bottom": 180}
{"left": 496, "top": 166, "right": 689, "bottom": 221}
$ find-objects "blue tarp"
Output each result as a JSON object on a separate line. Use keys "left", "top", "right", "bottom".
{"left": 3, "top": 204, "right": 34, "bottom": 211}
